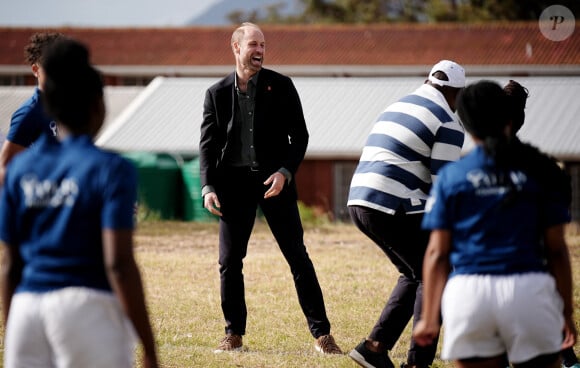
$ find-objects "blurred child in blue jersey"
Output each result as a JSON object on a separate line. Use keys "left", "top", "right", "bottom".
{"left": 347, "top": 60, "right": 466, "bottom": 368}
{"left": 0, "top": 32, "right": 64, "bottom": 186}
{"left": 0, "top": 38, "right": 158, "bottom": 368}
{"left": 503, "top": 79, "right": 579, "bottom": 368}
{"left": 414, "top": 80, "right": 576, "bottom": 368}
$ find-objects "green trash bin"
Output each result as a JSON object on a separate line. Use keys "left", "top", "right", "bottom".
{"left": 181, "top": 158, "right": 217, "bottom": 222}
{"left": 123, "top": 152, "right": 182, "bottom": 220}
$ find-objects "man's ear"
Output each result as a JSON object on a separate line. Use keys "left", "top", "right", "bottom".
{"left": 31, "top": 63, "right": 40, "bottom": 78}
{"left": 443, "top": 87, "right": 462, "bottom": 113}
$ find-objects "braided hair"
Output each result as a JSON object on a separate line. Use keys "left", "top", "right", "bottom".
{"left": 458, "top": 80, "right": 570, "bottom": 209}
{"left": 457, "top": 80, "right": 513, "bottom": 167}
{"left": 504, "top": 80, "right": 571, "bottom": 205}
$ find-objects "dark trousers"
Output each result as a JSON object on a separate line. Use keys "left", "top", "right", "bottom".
{"left": 562, "top": 347, "right": 579, "bottom": 366}
{"left": 217, "top": 167, "right": 331, "bottom": 338}
{"left": 349, "top": 205, "right": 438, "bottom": 367}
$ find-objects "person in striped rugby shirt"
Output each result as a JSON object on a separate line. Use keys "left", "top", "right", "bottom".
{"left": 347, "top": 60, "right": 466, "bottom": 368}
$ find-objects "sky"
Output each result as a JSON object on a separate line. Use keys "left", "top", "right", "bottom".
{"left": 0, "top": 0, "right": 221, "bottom": 27}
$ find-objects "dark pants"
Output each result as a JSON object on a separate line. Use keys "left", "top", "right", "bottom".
{"left": 349, "top": 205, "right": 438, "bottom": 367}
{"left": 216, "top": 167, "right": 331, "bottom": 338}
{"left": 562, "top": 347, "right": 579, "bottom": 366}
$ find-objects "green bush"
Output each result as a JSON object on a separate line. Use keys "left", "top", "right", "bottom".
{"left": 136, "top": 201, "right": 162, "bottom": 222}
{"left": 297, "top": 200, "right": 331, "bottom": 226}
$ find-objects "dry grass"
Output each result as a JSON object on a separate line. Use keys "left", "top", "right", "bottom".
{"left": 134, "top": 221, "right": 398, "bottom": 368}
{"left": 1, "top": 221, "right": 579, "bottom": 367}
{"left": 130, "top": 221, "right": 580, "bottom": 368}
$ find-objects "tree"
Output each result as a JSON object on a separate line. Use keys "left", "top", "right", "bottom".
{"left": 226, "top": 0, "right": 580, "bottom": 24}
{"left": 426, "top": 0, "right": 580, "bottom": 22}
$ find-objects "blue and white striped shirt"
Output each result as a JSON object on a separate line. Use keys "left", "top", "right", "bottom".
{"left": 348, "top": 83, "right": 464, "bottom": 215}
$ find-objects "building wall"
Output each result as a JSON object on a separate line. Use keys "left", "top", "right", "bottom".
{"left": 295, "top": 159, "right": 358, "bottom": 221}
{"left": 332, "top": 160, "right": 358, "bottom": 221}
{"left": 295, "top": 160, "right": 334, "bottom": 219}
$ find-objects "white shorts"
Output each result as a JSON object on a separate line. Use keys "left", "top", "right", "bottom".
{"left": 4, "top": 287, "right": 137, "bottom": 368}
{"left": 441, "top": 273, "right": 564, "bottom": 364}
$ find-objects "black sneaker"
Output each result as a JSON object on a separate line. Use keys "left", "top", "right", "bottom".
{"left": 349, "top": 339, "right": 394, "bottom": 368}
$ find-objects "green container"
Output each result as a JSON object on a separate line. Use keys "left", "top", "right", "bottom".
{"left": 181, "top": 158, "right": 217, "bottom": 222}
{"left": 123, "top": 152, "right": 182, "bottom": 220}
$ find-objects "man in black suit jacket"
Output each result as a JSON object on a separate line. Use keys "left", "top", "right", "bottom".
{"left": 199, "top": 22, "right": 342, "bottom": 355}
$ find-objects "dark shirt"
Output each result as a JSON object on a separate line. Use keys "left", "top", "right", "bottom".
{"left": 225, "top": 73, "right": 259, "bottom": 168}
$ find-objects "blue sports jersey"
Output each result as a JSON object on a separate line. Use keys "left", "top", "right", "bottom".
{"left": 0, "top": 134, "right": 137, "bottom": 293}
{"left": 6, "top": 87, "right": 58, "bottom": 147}
{"left": 422, "top": 146, "right": 570, "bottom": 276}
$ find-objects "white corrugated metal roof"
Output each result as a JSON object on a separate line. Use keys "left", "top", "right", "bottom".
{"left": 0, "top": 86, "right": 143, "bottom": 141}
{"left": 96, "top": 76, "right": 580, "bottom": 160}
{"left": 298, "top": 77, "right": 421, "bottom": 157}
{"left": 512, "top": 78, "right": 580, "bottom": 161}
{"left": 97, "top": 77, "right": 216, "bottom": 154}
{"left": 95, "top": 76, "right": 426, "bottom": 157}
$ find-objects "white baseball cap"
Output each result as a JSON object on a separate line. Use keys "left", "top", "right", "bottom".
{"left": 428, "top": 60, "right": 466, "bottom": 88}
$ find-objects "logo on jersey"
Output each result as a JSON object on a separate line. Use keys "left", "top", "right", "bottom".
{"left": 466, "top": 169, "right": 527, "bottom": 196}
{"left": 49, "top": 121, "right": 58, "bottom": 137}
{"left": 20, "top": 174, "right": 79, "bottom": 208}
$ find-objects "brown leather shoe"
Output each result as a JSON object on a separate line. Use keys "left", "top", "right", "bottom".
{"left": 214, "top": 334, "right": 243, "bottom": 353}
{"left": 315, "top": 334, "right": 343, "bottom": 354}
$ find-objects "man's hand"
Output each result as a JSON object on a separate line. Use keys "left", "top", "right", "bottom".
{"left": 203, "top": 192, "right": 222, "bottom": 216}
{"left": 263, "top": 172, "right": 285, "bottom": 199}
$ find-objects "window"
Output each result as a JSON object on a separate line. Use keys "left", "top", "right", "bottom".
{"left": 333, "top": 161, "right": 357, "bottom": 221}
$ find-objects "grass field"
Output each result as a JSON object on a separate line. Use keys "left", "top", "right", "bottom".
{"left": 133, "top": 220, "right": 580, "bottom": 368}
{"left": 1, "top": 220, "right": 580, "bottom": 367}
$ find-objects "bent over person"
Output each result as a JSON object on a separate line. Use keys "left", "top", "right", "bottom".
{"left": 347, "top": 60, "right": 466, "bottom": 368}
{"left": 199, "top": 22, "right": 342, "bottom": 354}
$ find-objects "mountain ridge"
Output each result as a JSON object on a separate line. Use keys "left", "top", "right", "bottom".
{"left": 188, "top": 0, "right": 300, "bottom": 26}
